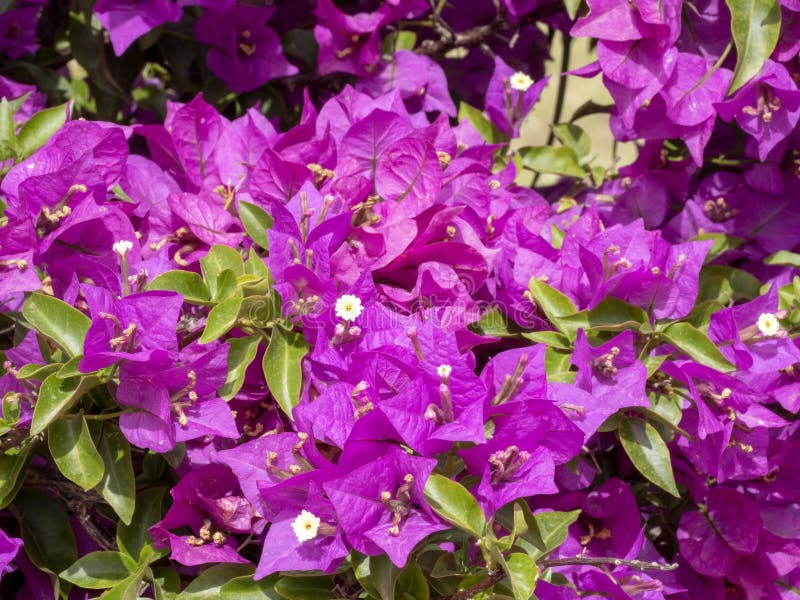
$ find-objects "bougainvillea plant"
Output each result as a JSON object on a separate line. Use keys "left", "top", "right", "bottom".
{"left": 1, "top": 0, "right": 799, "bottom": 598}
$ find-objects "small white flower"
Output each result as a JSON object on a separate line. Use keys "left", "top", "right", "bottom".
{"left": 757, "top": 313, "right": 781, "bottom": 337}
{"left": 112, "top": 240, "right": 134, "bottom": 256}
{"left": 335, "top": 294, "right": 364, "bottom": 322}
{"left": 437, "top": 364, "right": 452, "bottom": 379}
{"left": 291, "top": 509, "right": 321, "bottom": 542}
{"left": 509, "top": 71, "right": 534, "bottom": 92}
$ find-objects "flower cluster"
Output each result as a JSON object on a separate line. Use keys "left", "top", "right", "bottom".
{"left": 0, "top": 0, "right": 799, "bottom": 598}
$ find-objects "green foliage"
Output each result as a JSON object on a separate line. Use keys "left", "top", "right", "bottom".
{"left": 262, "top": 327, "right": 308, "bottom": 418}
{"left": 618, "top": 418, "right": 680, "bottom": 497}
{"left": 726, "top": 0, "right": 781, "bottom": 92}
{"left": 48, "top": 415, "right": 105, "bottom": 491}
{"left": 423, "top": 473, "right": 486, "bottom": 537}
{"left": 22, "top": 293, "right": 91, "bottom": 358}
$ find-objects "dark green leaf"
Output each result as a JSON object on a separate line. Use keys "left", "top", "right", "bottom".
{"left": 13, "top": 488, "right": 77, "bottom": 573}
{"left": 661, "top": 322, "right": 735, "bottom": 372}
{"left": 726, "top": 0, "right": 781, "bottom": 92}
{"left": 396, "top": 562, "right": 429, "bottom": 600}
{"left": 219, "top": 335, "right": 261, "bottom": 401}
{"left": 469, "top": 309, "right": 523, "bottom": 338}
{"left": 60, "top": 551, "right": 137, "bottom": 589}
{"left": 365, "top": 555, "right": 400, "bottom": 600}
{"left": 618, "top": 417, "right": 680, "bottom": 497}
{"left": 93, "top": 423, "right": 136, "bottom": 525}
{"left": 274, "top": 575, "right": 334, "bottom": 600}
{"left": 22, "top": 293, "right": 91, "bottom": 357}
{"left": 698, "top": 265, "right": 761, "bottom": 304}
{"left": 0, "top": 443, "right": 32, "bottom": 508}
{"left": 16, "top": 102, "right": 71, "bottom": 159}
{"left": 220, "top": 574, "right": 281, "bottom": 599}
{"left": 520, "top": 146, "right": 586, "bottom": 178}
{"left": 48, "top": 415, "right": 105, "bottom": 491}
{"left": 97, "top": 566, "right": 147, "bottom": 600}
{"left": 423, "top": 473, "right": 485, "bottom": 536}
{"left": 199, "top": 297, "right": 243, "bottom": 344}
{"left": 176, "top": 564, "right": 255, "bottom": 599}
{"left": 31, "top": 374, "right": 100, "bottom": 435}
{"left": 117, "top": 488, "right": 165, "bottom": 561}
{"left": 147, "top": 271, "right": 211, "bottom": 304}
{"left": 239, "top": 202, "right": 274, "bottom": 251}
{"left": 262, "top": 328, "right": 308, "bottom": 418}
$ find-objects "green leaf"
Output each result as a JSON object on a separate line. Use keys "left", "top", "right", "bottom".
{"left": 508, "top": 505, "right": 581, "bottom": 560}
{"left": 57, "top": 355, "right": 85, "bottom": 379}
{"left": 693, "top": 233, "right": 743, "bottom": 262}
{"left": 152, "top": 567, "right": 181, "bottom": 600}
{"left": 698, "top": 265, "right": 761, "bottom": 304}
{"left": 238, "top": 293, "right": 278, "bottom": 328}
{"left": 48, "top": 415, "right": 105, "bottom": 491}
{"left": 177, "top": 564, "right": 255, "bottom": 600}
{"left": 219, "top": 335, "right": 261, "bottom": 401}
{"left": 423, "top": 473, "right": 486, "bottom": 537}
{"left": 16, "top": 362, "right": 61, "bottom": 381}
{"left": 0, "top": 97, "right": 16, "bottom": 162}
{"left": 726, "top": 0, "right": 781, "bottom": 92}
{"left": 31, "top": 374, "right": 100, "bottom": 436}
{"left": 0, "top": 443, "right": 33, "bottom": 508}
{"left": 147, "top": 271, "right": 211, "bottom": 304}
{"left": 262, "top": 328, "right": 308, "bottom": 418}
{"left": 92, "top": 423, "right": 136, "bottom": 525}
{"left": 274, "top": 575, "right": 334, "bottom": 600}
{"left": 458, "top": 102, "right": 505, "bottom": 144}
{"left": 13, "top": 488, "right": 77, "bottom": 574}
{"left": 16, "top": 102, "right": 71, "bottom": 159}
{"left": 521, "top": 330, "right": 572, "bottom": 349}
{"left": 60, "top": 551, "right": 138, "bottom": 589}
{"left": 396, "top": 562, "right": 429, "bottom": 600}
{"left": 365, "top": 555, "right": 400, "bottom": 600}
{"left": 117, "top": 488, "right": 165, "bottom": 562}
{"left": 520, "top": 146, "right": 586, "bottom": 178}
{"left": 765, "top": 250, "right": 800, "bottom": 267}
{"left": 22, "top": 293, "right": 91, "bottom": 357}
{"left": 201, "top": 245, "right": 244, "bottom": 296}
{"left": 551, "top": 123, "right": 591, "bottom": 163}
{"left": 503, "top": 553, "right": 538, "bottom": 600}
{"left": 98, "top": 566, "right": 147, "bottom": 600}
{"left": 199, "top": 297, "right": 243, "bottom": 344}
{"left": 559, "top": 297, "right": 650, "bottom": 337}
{"left": 618, "top": 417, "right": 680, "bottom": 497}
{"left": 469, "top": 309, "right": 523, "bottom": 338}
{"left": 661, "top": 322, "right": 735, "bottom": 372}
{"left": 527, "top": 278, "right": 579, "bottom": 336}
{"left": 383, "top": 29, "right": 418, "bottom": 53}
{"left": 221, "top": 575, "right": 281, "bottom": 599}
{"left": 239, "top": 201, "right": 274, "bottom": 251}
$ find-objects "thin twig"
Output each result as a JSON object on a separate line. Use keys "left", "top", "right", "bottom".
{"left": 539, "top": 557, "right": 679, "bottom": 571}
